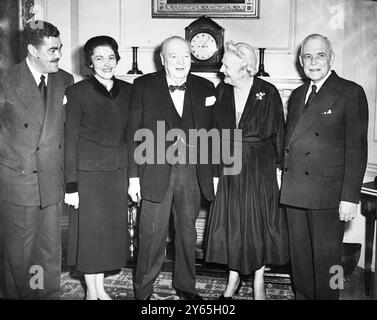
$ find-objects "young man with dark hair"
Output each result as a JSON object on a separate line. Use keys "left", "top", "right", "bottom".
{"left": 0, "top": 20, "right": 73, "bottom": 299}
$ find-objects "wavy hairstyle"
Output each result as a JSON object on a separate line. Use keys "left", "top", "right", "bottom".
{"left": 224, "top": 41, "right": 258, "bottom": 76}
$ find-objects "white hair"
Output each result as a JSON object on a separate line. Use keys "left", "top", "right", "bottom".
{"left": 224, "top": 41, "right": 258, "bottom": 76}
{"left": 300, "top": 33, "right": 333, "bottom": 56}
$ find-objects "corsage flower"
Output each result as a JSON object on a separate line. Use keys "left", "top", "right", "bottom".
{"left": 256, "top": 92, "right": 265, "bottom": 100}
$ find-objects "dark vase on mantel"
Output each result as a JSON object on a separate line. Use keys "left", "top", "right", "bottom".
{"left": 127, "top": 46, "right": 143, "bottom": 75}
{"left": 256, "top": 48, "right": 269, "bottom": 77}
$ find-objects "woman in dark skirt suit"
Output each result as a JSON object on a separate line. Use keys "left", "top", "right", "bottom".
{"left": 205, "top": 42, "right": 289, "bottom": 300}
{"left": 64, "top": 36, "right": 131, "bottom": 300}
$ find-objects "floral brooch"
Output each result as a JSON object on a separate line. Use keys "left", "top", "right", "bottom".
{"left": 256, "top": 92, "right": 266, "bottom": 100}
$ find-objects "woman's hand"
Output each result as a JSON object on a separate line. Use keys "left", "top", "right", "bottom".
{"left": 64, "top": 192, "right": 79, "bottom": 209}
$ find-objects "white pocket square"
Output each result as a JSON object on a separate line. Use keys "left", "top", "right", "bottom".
{"left": 205, "top": 96, "right": 216, "bottom": 106}
{"left": 322, "top": 109, "right": 332, "bottom": 115}
{"left": 63, "top": 95, "right": 67, "bottom": 105}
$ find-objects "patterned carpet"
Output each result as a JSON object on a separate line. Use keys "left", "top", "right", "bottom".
{"left": 60, "top": 268, "right": 294, "bottom": 300}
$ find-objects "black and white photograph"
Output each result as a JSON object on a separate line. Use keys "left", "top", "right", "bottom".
{"left": 0, "top": 0, "right": 376, "bottom": 308}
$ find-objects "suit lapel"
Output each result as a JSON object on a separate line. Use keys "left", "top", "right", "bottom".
{"left": 38, "top": 72, "right": 64, "bottom": 142}
{"left": 185, "top": 74, "right": 202, "bottom": 129}
{"left": 150, "top": 71, "right": 176, "bottom": 130}
{"left": 285, "top": 83, "right": 308, "bottom": 143}
{"left": 15, "top": 60, "right": 45, "bottom": 125}
{"left": 288, "top": 72, "right": 343, "bottom": 144}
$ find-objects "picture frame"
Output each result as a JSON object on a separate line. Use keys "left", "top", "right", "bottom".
{"left": 19, "top": 0, "right": 45, "bottom": 30}
{"left": 152, "top": 0, "right": 260, "bottom": 18}
{"left": 18, "top": 0, "right": 35, "bottom": 30}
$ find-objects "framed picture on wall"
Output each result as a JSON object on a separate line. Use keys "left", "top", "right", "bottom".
{"left": 152, "top": 0, "right": 260, "bottom": 18}
{"left": 19, "top": 0, "right": 45, "bottom": 30}
{"left": 19, "top": 0, "right": 35, "bottom": 30}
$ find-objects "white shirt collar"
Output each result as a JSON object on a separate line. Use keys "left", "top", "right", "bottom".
{"left": 309, "top": 70, "right": 332, "bottom": 92}
{"left": 26, "top": 56, "right": 48, "bottom": 86}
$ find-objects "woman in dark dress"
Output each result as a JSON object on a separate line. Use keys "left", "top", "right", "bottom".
{"left": 205, "top": 42, "right": 289, "bottom": 300}
{"left": 64, "top": 36, "right": 131, "bottom": 300}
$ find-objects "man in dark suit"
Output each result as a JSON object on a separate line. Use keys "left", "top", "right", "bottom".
{"left": 0, "top": 21, "right": 73, "bottom": 299}
{"left": 127, "top": 36, "right": 218, "bottom": 300}
{"left": 280, "top": 34, "right": 368, "bottom": 300}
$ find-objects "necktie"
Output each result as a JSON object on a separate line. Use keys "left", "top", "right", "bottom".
{"left": 305, "top": 84, "right": 317, "bottom": 109}
{"left": 39, "top": 75, "right": 47, "bottom": 105}
{"left": 169, "top": 83, "right": 186, "bottom": 93}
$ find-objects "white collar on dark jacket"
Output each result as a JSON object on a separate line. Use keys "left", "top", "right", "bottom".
{"left": 305, "top": 70, "right": 332, "bottom": 103}
{"left": 26, "top": 56, "right": 48, "bottom": 86}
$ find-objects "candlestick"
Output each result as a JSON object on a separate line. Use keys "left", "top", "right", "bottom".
{"left": 256, "top": 48, "right": 269, "bottom": 77}
{"left": 127, "top": 46, "right": 143, "bottom": 75}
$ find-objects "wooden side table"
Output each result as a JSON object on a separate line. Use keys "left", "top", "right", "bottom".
{"left": 361, "top": 181, "right": 377, "bottom": 296}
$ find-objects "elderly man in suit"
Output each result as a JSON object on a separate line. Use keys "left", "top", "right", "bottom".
{"left": 0, "top": 21, "right": 73, "bottom": 299}
{"left": 280, "top": 33, "right": 368, "bottom": 300}
{"left": 127, "top": 36, "right": 218, "bottom": 300}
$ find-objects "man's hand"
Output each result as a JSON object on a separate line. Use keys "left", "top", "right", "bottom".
{"left": 339, "top": 201, "right": 358, "bottom": 222}
{"left": 129, "top": 177, "right": 141, "bottom": 203}
{"left": 213, "top": 177, "right": 219, "bottom": 195}
{"left": 276, "top": 168, "right": 282, "bottom": 190}
{"left": 64, "top": 192, "right": 79, "bottom": 209}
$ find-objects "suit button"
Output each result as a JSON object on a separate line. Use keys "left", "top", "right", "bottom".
{"left": 284, "top": 167, "right": 288, "bottom": 172}
{"left": 36, "top": 147, "right": 40, "bottom": 151}
{"left": 305, "top": 152, "right": 311, "bottom": 156}
{"left": 285, "top": 149, "right": 289, "bottom": 153}
{"left": 305, "top": 171, "right": 309, "bottom": 175}
{"left": 315, "top": 132, "right": 319, "bottom": 136}
{"left": 24, "top": 123, "right": 29, "bottom": 128}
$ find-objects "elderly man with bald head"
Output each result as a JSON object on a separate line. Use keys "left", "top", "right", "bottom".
{"left": 280, "top": 34, "right": 368, "bottom": 300}
{"left": 127, "top": 36, "right": 217, "bottom": 300}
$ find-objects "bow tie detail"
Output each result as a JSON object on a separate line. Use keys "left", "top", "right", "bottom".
{"left": 169, "top": 83, "right": 186, "bottom": 92}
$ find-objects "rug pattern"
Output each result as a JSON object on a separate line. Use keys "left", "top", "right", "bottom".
{"left": 60, "top": 268, "right": 294, "bottom": 300}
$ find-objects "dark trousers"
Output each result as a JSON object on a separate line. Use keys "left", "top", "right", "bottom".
{"left": 134, "top": 165, "right": 201, "bottom": 300}
{"left": 286, "top": 206, "right": 344, "bottom": 300}
{"left": 0, "top": 200, "right": 62, "bottom": 299}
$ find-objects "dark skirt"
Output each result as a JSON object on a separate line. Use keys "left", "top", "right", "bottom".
{"left": 67, "top": 169, "right": 129, "bottom": 274}
{"left": 204, "top": 142, "right": 289, "bottom": 275}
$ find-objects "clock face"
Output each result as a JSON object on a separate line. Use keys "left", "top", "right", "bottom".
{"left": 190, "top": 32, "right": 218, "bottom": 61}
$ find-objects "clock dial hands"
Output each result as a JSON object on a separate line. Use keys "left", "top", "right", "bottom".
{"left": 202, "top": 37, "right": 211, "bottom": 47}
{"left": 190, "top": 33, "right": 217, "bottom": 61}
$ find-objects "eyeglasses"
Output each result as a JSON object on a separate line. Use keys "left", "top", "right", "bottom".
{"left": 301, "top": 53, "right": 329, "bottom": 62}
